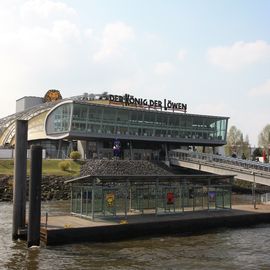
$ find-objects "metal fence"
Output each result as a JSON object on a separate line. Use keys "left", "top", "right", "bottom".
{"left": 170, "top": 149, "right": 270, "bottom": 174}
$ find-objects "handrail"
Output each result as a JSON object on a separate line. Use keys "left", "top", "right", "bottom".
{"left": 169, "top": 149, "right": 270, "bottom": 174}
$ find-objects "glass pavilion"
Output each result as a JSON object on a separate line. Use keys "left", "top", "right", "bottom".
{"left": 66, "top": 174, "right": 233, "bottom": 220}
{"left": 0, "top": 95, "right": 229, "bottom": 159}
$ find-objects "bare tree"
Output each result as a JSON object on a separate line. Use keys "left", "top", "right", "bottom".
{"left": 258, "top": 124, "right": 270, "bottom": 150}
{"left": 225, "top": 126, "right": 250, "bottom": 157}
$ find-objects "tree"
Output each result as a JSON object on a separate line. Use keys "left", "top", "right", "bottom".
{"left": 70, "top": 151, "right": 81, "bottom": 161}
{"left": 258, "top": 124, "right": 270, "bottom": 150}
{"left": 252, "top": 148, "right": 262, "bottom": 161}
{"left": 224, "top": 126, "right": 250, "bottom": 158}
{"left": 242, "top": 135, "right": 250, "bottom": 159}
{"left": 225, "top": 126, "right": 242, "bottom": 156}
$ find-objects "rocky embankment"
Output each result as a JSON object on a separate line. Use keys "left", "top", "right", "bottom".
{"left": 0, "top": 160, "right": 173, "bottom": 202}
{"left": 0, "top": 175, "right": 72, "bottom": 202}
{"left": 81, "top": 160, "right": 173, "bottom": 176}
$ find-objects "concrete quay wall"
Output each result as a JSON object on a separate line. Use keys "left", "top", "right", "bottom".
{"left": 42, "top": 209, "right": 270, "bottom": 245}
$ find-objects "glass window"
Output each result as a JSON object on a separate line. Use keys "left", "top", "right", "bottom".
{"left": 144, "top": 112, "right": 155, "bottom": 124}
{"left": 156, "top": 114, "right": 167, "bottom": 126}
{"left": 116, "top": 109, "right": 129, "bottom": 124}
{"left": 102, "top": 124, "right": 115, "bottom": 134}
{"left": 87, "top": 106, "right": 103, "bottom": 122}
{"left": 46, "top": 103, "right": 72, "bottom": 134}
{"left": 168, "top": 115, "right": 179, "bottom": 127}
{"left": 130, "top": 111, "right": 137, "bottom": 123}
{"left": 137, "top": 111, "right": 143, "bottom": 123}
{"left": 103, "top": 108, "right": 116, "bottom": 123}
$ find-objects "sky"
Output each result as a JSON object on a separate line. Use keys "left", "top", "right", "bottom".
{"left": 0, "top": 0, "right": 270, "bottom": 146}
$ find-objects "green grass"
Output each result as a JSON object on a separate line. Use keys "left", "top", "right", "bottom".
{"left": 0, "top": 160, "right": 15, "bottom": 175}
{"left": 0, "top": 159, "right": 82, "bottom": 176}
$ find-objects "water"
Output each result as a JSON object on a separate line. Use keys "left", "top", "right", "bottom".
{"left": 1, "top": 202, "right": 270, "bottom": 270}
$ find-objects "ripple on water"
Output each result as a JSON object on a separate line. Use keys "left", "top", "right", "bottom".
{"left": 1, "top": 202, "right": 270, "bottom": 270}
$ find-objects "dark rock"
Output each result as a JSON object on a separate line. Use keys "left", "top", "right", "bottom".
{"left": 80, "top": 160, "right": 173, "bottom": 176}
{"left": 0, "top": 175, "right": 72, "bottom": 202}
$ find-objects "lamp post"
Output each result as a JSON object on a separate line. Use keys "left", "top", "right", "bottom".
{"left": 251, "top": 171, "right": 257, "bottom": 209}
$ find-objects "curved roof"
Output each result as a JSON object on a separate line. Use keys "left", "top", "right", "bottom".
{"left": 0, "top": 100, "right": 63, "bottom": 146}
{"left": 0, "top": 96, "right": 100, "bottom": 145}
{"left": 0, "top": 95, "right": 107, "bottom": 146}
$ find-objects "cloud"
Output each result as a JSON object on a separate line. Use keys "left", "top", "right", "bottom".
{"left": 0, "top": 1, "right": 140, "bottom": 118}
{"left": 0, "top": 0, "right": 83, "bottom": 116}
{"left": 207, "top": 40, "right": 270, "bottom": 71}
{"left": 93, "top": 22, "right": 135, "bottom": 62}
{"left": 20, "top": 0, "right": 77, "bottom": 23}
{"left": 51, "top": 20, "right": 81, "bottom": 42}
{"left": 177, "top": 49, "right": 187, "bottom": 61}
{"left": 154, "top": 62, "right": 174, "bottom": 75}
{"left": 84, "top": 28, "right": 93, "bottom": 39}
{"left": 249, "top": 80, "right": 270, "bottom": 97}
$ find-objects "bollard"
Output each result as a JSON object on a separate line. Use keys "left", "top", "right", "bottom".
{"left": 12, "top": 120, "right": 28, "bottom": 240}
{"left": 45, "top": 212, "right": 48, "bottom": 229}
{"left": 27, "top": 145, "right": 42, "bottom": 248}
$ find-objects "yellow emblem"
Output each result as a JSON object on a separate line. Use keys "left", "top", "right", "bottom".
{"left": 106, "top": 193, "right": 115, "bottom": 207}
{"left": 44, "top": 89, "right": 62, "bottom": 102}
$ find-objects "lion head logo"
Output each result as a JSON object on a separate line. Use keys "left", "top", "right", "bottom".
{"left": 44, "top": 89, "right": 62, "bottom": 102}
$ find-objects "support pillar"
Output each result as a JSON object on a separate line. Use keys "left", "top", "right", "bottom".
{"left": 57, "top": 139, "right": 62, "bottom": 159}
{"left": 91, "top": 179, "right": 95, "bottom": 220}
{"left": 12, "top": 120, "right": 28, "bottom": 240}
{"left": 85, "top": 141, "right": 89, "bottom": 159}
{"left": 130, "top": 141, "right": 133, "bottom": 160}
{"left": 155, "top": 178, "right": 159, "bottom": 215}
{"left": 165, "top": 143, "right": 168, "bottom": 161}
{"left": 27, "top": 145, "right": 42, "bottom": 248}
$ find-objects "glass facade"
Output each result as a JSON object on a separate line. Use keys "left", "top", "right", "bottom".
{"left": 46, "top": 103, "right": 72, "bottom": 134}
{"left": 30, "top": 139, "right": 71, "bottom": 159}
{"left": 70, "top": 180, "right": 232, "bottom": 220}
{"left": 46, "top": 102, "right": 228, "bottom": 144}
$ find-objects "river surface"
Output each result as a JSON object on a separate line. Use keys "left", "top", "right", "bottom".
{"left": 1, "top": 201, "right": 270, "bottom": 270}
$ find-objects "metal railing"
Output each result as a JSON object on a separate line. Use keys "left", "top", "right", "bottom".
{"left": 169, "top": 149, "right": 270, "bottom": 174}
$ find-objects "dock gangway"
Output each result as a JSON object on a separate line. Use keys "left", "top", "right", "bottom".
{"left": 169, "top": 149, "right": 270, "bottom": 186}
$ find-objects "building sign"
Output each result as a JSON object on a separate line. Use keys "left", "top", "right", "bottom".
{"left": 79, "top": 92, "right": 187, "bottom": 112}
{"left": 109, "top": 94, "right": 187, "bottom": 112}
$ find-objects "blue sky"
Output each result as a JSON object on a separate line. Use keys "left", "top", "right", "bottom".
{"left": 0, "top": 0, "right": 270, "bottom": 146}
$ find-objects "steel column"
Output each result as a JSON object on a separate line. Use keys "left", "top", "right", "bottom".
{"left": 12, "top": 120, "right": 28, "bottom": 240}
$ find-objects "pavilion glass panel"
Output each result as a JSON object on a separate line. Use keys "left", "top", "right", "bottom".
{"left": 223, "top": 187, "right": 231, "bottom": 209}
{"left": 71, "top": 186, "right": 82, "bottom": 214}
{"left": 71, "top": 181, "right": 232, "bottom": 220}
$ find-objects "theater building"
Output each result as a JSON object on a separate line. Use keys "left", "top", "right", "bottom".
{"left": 0, "top": 90, "right": 229, "bottom": 159}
